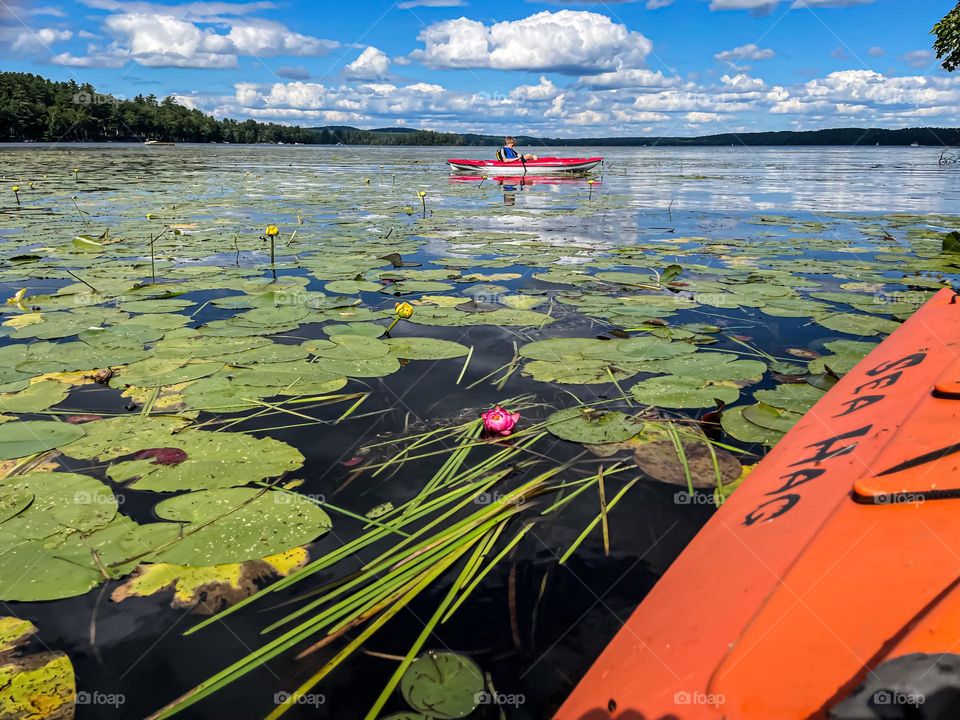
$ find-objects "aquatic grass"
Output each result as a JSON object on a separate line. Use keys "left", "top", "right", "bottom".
{"left": 666, "top": 422, "right": 695, "bottom": 496}
{"left": 558, "top": 477, "right": 639, "bottom": 565}
{"left": 154, "top": 461, "right": 563, "bottom": 719}
{"left": 456, "top": 344, "right": 474, "bottom": 384}
{"left": 152, "top": 418, "right": 590, "bottom": 719}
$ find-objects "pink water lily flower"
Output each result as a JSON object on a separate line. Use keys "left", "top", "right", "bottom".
{"left": 482, "top": 406, "right": 520, "bottom": 436}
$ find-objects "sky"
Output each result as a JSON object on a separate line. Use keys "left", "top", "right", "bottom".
{"left": 1, "top": 0, "right": 957, "bottom": 136}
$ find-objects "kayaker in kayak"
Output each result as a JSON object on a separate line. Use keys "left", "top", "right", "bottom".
{"left": 496, "top": 136, "right": 538, "bottom": 163}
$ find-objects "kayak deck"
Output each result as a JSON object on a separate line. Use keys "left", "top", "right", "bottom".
{"left": 557, "top": 288, "right": 960, "bottom": 719}
{"left": 447, "top": 156, "right": 602, "bottom": 176}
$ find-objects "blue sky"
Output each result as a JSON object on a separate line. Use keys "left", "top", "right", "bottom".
{"left": 1, "top": 0, "right": 956, "bottom": 135}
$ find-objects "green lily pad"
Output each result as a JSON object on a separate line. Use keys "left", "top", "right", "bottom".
{"left": 400, "top": 650, "right": 484, "bottom": 720}
{"left": 324, "top": 322, "right": 386, "bottom": 339}
{"left": 147, "top": 488, "right": 332, "bottom": 565}
{"left": 524, "top": 358, "right": 638, "bottom": 385}
{"left": 808, "top": 339, "right": 877, "bottom": 375}
{"left": 630, "top": 375, "right": 740, "bottom": 409}
{"left": 0, "top": 488, "right": 33, "bottom": 525}
{"left": 0, "top": 471, "right": 117, "bottom": 540}
{"left": 741, "top": 403, "right": 804, "bottom": 433}
{"left": 0, "top": 421, "right": 86, "bottom": 460}
{"left": 814, "top": 312, "right": 901, "bottom": 336}
{"left": 110, "top": 358, "right": 225, "bottom": 388}
{"left": 310, "top": 334, "right": 390, "bottom": 360}
{"left": 60, "top": 415, "right": 189, "bottom": 461}
{"left": 104, "top": 430, "right": 304, "bottom": 492}
{"left": 314, "top": 354, "right": 401, "bottom": 378}
{"left": 753, "top": 384, "right": 825, "bottom": 413}
{"left": 545, "top": 408, "right": 644, "bottom": 444}
{"left": 325, "top": 280, "right": 382, "bottom": 294}
{"left": 721, "top": 406, "right": 785, "bottom": 447}
{"left": 385, "top": 338, "right": 470, "bottom": 360}
{"left": 0, "top": 541, "right": 104, "bottom": 601}
{"left": 0, "top": 381, "right": 70, "bottom": 414}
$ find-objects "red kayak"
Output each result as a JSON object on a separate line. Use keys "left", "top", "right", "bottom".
{"left": 558, "top": 287, "right": 960, "bottom": 719}
{"left": 447, "top": 156, "right": 602, "bottom": 176}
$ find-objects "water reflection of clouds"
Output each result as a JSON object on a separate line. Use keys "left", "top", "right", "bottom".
{"left": 603, "top": 147, "right": 958, "bottom": 213}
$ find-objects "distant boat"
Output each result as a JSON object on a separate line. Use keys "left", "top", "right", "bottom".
{"left": 144, "top": 140, "right": 175, "bottom": 146}
{"left": 910, "top": 142, "right": 920, "bottom": 147}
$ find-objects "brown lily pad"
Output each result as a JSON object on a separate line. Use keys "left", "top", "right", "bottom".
{"left": 634, "top": 438, "right": 742, "bottom": 488}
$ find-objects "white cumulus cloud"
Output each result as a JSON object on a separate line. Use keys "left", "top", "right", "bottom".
{"left": 344, "top": 46, "right": 391, "bottom": 80}
{"left": 409, "top": 10, "right": 652, "bottom": 74}
{"left": 11, "top": 27, "right": 72, "bottom": 53}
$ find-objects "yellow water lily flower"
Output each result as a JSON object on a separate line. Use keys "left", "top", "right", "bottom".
{"left": 394, "top": 301, "right": 414, "bottom": 319}
{"left": 6, "top": 288, "right": 27, "bottom": 306}
{"left": 417, "top": 190, "right": 427, "bottom": 198}
{"left": 11, "top": 185, "right": 19, "bottom": 193}
{"left": 265, "top": 225, "right": 280, "bottom": 237}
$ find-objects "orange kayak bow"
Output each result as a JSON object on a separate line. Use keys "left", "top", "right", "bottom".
{"left": 558, "top": 287, "right": 960, "bottom": 719}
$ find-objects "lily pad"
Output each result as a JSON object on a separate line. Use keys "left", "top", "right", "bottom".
{"left": 105, "top": 430, "right": 305, "bottom": 492}
{"left": 0, "top": 649, "right": 75, "bottom": 720}
{"left": 721, "top": 406, "right": 786, "bottom": 447}
{"left": 754, "top": 384, "right": 825, "bottom": 414}
{"left": 111, "top": 547, "right": 309, "bottom": 612}
{"left": 400, "top": 650, "right": 484, "bottom": 720}
{"left": 61, "top": 415, "right": 189, "bottom": 461}
{"left": 545, "top": 408, "right": 644, "bottom": 444}
{"left": 110, "top": 358, "right": 225, "bottom": 388}
{"left": 147, "top": 488, "right": 332, "bottom": 565}
{"left": 630, "top": 375, "right": 740, "bottom": 409}
{"left": 385, "top": 338, "right": 470, "bottom": 361}
{"left": 0, "top": 381, "right": 70, "bottom": 414}
{"left": 0, "top": 421, "right": 86, "bottom": 460}
{"left": 742, "top": 403, "right": 804, "bottom": 433}
{"left": 634, "top": 437, "right": 742, "bottom": 488}
{"left": 814, "top": 312, "right": 900, "bottom": 336}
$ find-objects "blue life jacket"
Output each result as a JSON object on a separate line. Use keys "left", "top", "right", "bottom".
{"left": 497, "top": 146, "right": 519, "bottom": 161}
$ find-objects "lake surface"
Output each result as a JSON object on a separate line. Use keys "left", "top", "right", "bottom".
{"left": 0, "top": 143, "right": 957, "bottom": 719}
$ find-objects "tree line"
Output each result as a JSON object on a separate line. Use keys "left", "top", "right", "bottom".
{"left": 0, "top": 73, "right": 320, "bottom": 143}
{"left": 0, "top": 73, "right": 467, "bottom": 145}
